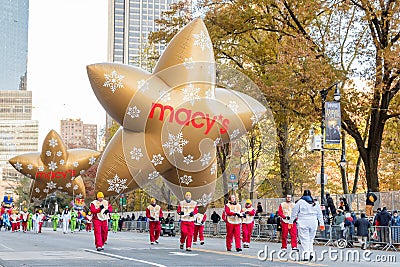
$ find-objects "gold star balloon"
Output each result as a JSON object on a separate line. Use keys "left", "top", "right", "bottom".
{"left": 87, "top": 19, "right": 268, "bottom": 206}
{"left": 9, "top": 130, "right": 100, "bottom": 201}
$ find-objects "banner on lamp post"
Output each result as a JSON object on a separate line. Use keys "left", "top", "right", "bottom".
{"left": 325, "top": 101, "right": 341, "bottom": 144}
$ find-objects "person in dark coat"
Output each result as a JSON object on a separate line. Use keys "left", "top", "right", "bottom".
{"left": 339, "top": 197, "right": 350, "bottom": 212}
{"left": 355, "top": 213, "right": 370, "bottom": 249}
{"left": 365, "top": 189, "right": 377, "bottom": 216}
{"left": 390, "top": 210, "right": 400, "bottom": 243}
{"left": 256, "top": 202, "right": 263, "bottom": 217}
{"left": 377, "top": 207, "right": 391, "bottom": 243}
{"left": 325, "top": 193, "right": 336, "bottom": 217}
{"left": 211, "top": 211, "right": 221, "bottom": 236}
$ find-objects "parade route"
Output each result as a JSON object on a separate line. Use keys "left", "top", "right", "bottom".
{"left": 0, "top": 227, "right": 398, "bottom": 267}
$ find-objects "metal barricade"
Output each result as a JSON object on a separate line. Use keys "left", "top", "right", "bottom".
{"left": 391, "top": 225, "right": 400, "bottom": 249}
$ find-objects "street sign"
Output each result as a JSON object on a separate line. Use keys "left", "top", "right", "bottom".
{"left": 316, "top": 173, "right": 328, "bottom": 184}
{"left": 228, "top": 182, "right": 238, "bottom": 190}
{"left": 229, "top": 174, "right": 236, "bottom": 181}
{"left": 119, "top": 197, "right": 126, "bottom": 205}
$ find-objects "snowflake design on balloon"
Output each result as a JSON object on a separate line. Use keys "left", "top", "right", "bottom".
{"left": 103, "top": 70, "right": 124, "bottom": 93}
{"left": 48, "top": 161, "right": 57, "bottom": 171}
{"left": 230, "top": 129, "right": 240, "bottom": 140}
{"left": 56, "top": 151, "right": 62, "bottom": 157}
{"left": 38, "top": 166, "right": 44, "bottom": 171}
{"left": 35, "top": 188, "right": 40, "bottom": 193}
{"left": 180, "top": 175, "right": 193, "bottom": 185}
{"left": 130, "top": 147, "right": 143, "bottom": 161}
{"left": 200, "top": 152, "right": 211, "bottom": 167}
{"left": 46, "top": 181, "right": 57, "bottom": 190}
{"left": 59, "top": 159, "right": 65, "bottom": 165}
{"left": 75, "top": 193, "right": 83, "bottom": 199}
{"left": 43, "top": 188, "right": 49, "bottom": 193}
{"left": 182, "top": 84, "right": 201, "bottom": 106}
{"left": 73, "top": 185, "right": 79, "bottom": 191}
{"left": 227, "top": 101, "right": 239, "bottom": 113}
{"left": 148, "top": 171, "right": 160, "bottom": 180}
{"left": 163, "top": 132, "right": 189, "bottom": 156}
{"left": 107, "top": 174, "right": 128, "bottom": 194}
{"left": 137, "top": 79, "right": 147, "bottom": 91}
{"left": 58, "top": 186, "right": 63, "bottom": 190}
{"left": 46, "top": 151, "right": 51, "bottom": 157}
{"left": 193, "top": 31, "right": 212, "bottom": 51}
{"left": 65, "top": 183, "right": 71, "bottom": 188}
{"left": 89, "top": 156, "right": 96, "bottom": 165}
{"left": 159, "top": 91, "right": 171, "bottom": 103}
{"left": 14, "top": 162, "right": 22, "bottom": 171}
{"left": 49, "top": 138, "right": 58, "bottom": 147}
{"left": 27, "top": 164, "right": 33, "bottom": 170}
{"left": 196, "top": 193, "right": 213, "bottom": 207}
{"left": 151, "top": 154, "right": 164, "bottom": 166}
{"left": 73, "top": 161, "right": 79, "bottom": 168}
{"left": 213, "top": 138, "right": 221, "bottom": 147}
{"left": 127, "top": 106, "right": 141, "bottom": 119}
{"left": 183, "top": 57, "right": 194, "bottom": 70}
{"left": 183, "top": 155, "right": 194, "bottom": 165}
{"left": 80, "top": 170, "right": 85, "bottom": 175}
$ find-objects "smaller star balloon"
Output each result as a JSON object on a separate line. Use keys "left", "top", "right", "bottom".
{"left": 8, "top": 130, "right": 100, "bottom": 200}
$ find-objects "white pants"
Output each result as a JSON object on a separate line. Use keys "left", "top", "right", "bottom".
{"left": 63, "top": 220, "right": 69, "bottom": 233}
{"left": 297, "top": 218, "right": 318, "bottom": 259}
{"left": 33, "top": 221, "right": 39, "bottom": 234}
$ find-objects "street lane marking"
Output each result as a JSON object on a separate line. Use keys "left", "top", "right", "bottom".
{"left": 169, "top": 252, "right": 198, "bottom": 256}
{"left": 0, "top": 244, "right": 14, "bottom": 251}
{"left": 85, "top": 249, "right": 167, "bottom": 267}
{"left": 191, "top": 248, "right": 327, "bottom": 266}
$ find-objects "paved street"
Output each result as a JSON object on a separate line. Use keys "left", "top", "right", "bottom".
{"left": 0, "top": 227, "right": 398, "bottom": 267}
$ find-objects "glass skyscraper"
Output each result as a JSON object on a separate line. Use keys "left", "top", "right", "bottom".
{"left": 0, "top": 0, "right": 29, "bottom": 91}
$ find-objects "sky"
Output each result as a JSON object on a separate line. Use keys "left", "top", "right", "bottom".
{"left": 28, "top": 0, "right": 108, "bottom": 145}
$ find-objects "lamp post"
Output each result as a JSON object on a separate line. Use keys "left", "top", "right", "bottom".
{"left": 319, "top": 83, "right": 340, "bottom": 211}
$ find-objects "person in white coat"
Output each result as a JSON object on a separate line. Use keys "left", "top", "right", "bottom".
{"left": 61, "top": 206, "right": 71, "bottom": 234}
{"left": 289, "top": 190, "right": 325, "bottom": 261}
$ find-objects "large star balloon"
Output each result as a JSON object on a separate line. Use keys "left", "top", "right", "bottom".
{"left": 87, "top": 18, "right": 267, "bottom": 206}
{"left": 9, "top": 130, "right": 100, "bottom": 201}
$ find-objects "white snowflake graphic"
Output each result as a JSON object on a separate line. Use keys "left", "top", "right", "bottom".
{"left": 182, "top": 84, "right": 201, "bottom": 106}
{"left": 205, "top": 89, "right": 214, "bottom": 99}
{"left": 32, "top": 197, "right": 40, "bottom": 203}
{"left": 103, "top": 70, "right": 124, "bottom": 93}
{"left": 48, "top": 161, "right": 57, "bottom": 171}
{"left": 73, "top": 185, "right": 79, "bottom": 191}
{"left": 70, "top": 176, "right": 76, "bottom": 181}
{"left": 200, "top": 152, "right": 212, "bottom": 167}
{"left": 38, "top": 166, "right": 44, "bottom": 172}
{"left": 35, "top": 188, "right": 40, "bottom": 193}
{"left": 130, "top": 147, "right": 143, "bottom": 161}
{"left": 162, "top": 132, "right": 189, "bottom": 155}
{"left": 43, "top": 188, "right": 49, "bottom": 193}
{"left": 137, "top": 79, "right": 147, "bottom": 91}
{"left": 196, "top": 193, "right": 213, "bottom": 207}
{"left": 159, "top": 91, "right": 171, "bottom": 103}
{"left": 193, "top": 31, "right": 212, "bottom": 51}
{"left": 46, "top": 181, "right": 57, "bottom": 190}
{"left": 27, "top": 164, "right": 33, "bottom": 170}
{"left": 183, "top": 57, "right": 194, "bottom": 69}
{"left": 57, "top": 186, "right": 63, "bottom": 190}
{"left": 210, "top": 163, "right": 217, "bottom": 175}
{"left": 56, "top": 151, "right": 62, "bottom": 157}
{"left": 127, "top": 106, "right": 141, "bottom": 119}
{"left": 65, "top": 183, "right": 72, "bottom": 188}
{"left": 49, "top": 138, "right": 58, "bottom": 147}
{"left": 151, "top": 154, "right": 164, "bottom": 166}
{"left": 75, "top": 193, "right": 83, "bottom": 199}
{"left": 80, "top": 170, "right": 85, "bottom": 175}
{"left": 14, "top": 162, "right": 22, "bottom": 171}
{"left": 230, "top": 129, "right": 240, "bottom": 139}
{"left": 59, "top": 159, "right": 65, "bottom": 165}
{"left": 180, "top": 175, "right": 193, "bottom": 185}
{"left": 213, "top": 138, "right": 221, "bottom": 147}
{"left": 46, "top": 151, "right": 51, "bottom": 157}
{"left": 228, "top": 101, "right": 239, "bottom": 113}
{"left": 89, "top": 156, "right": 96, "bottom": 165}
{"left": 73, "top": 161, "right": 79, "bottom": 168}
{"left": 107, "top": 174, "right": 128, "bottom": 194}
{"left": 148, "top": 171, "right": 160, "bottom": 180}
{"left": 183, "top": 155, "right": 194, "bottom": 165}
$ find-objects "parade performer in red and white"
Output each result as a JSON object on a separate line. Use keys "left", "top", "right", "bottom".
{"left": 193, "top": 211, "right": 207, "bottom": 245}
{"left": 146, "top": 198, "right": 163, "bottom": 245}
{"left": 278, "top": 195, "right": 298, "bottom": 251}
{"left": 20, "top": 207, "right": 29, "bottom": 232}
{"left": 241, "top": 199, "right": 256, "bottom": 248}
{"left": 85, "top": 211, "right": 93, "bottom": 232}
{"left": 90, "top": 192, "right": 112, "bottom": 251}
{"left": 37, "top": 210, "right": 45, "bottom": 233}
{"left": 177, "top": 192, "right": 198, "bottom": 251}
{"left": 225, "top": 194, "right": 243, "bottom": 252}
{"left": 10, "top": 210, "right": 20, "bottom": 232}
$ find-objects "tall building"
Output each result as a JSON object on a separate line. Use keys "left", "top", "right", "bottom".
{"left": 0, "top": 0, "right": 29, "bottom": 91}
{"left": 60, "top": 119, "right": 98, "bottom": 150}
{"left": 0, "top": 0, "right": 37, "bottom": 199}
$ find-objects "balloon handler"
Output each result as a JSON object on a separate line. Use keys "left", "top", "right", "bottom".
{"left": 177, "top": 192, "right": 198, "bottom": 251}
{"left": 146, "top": 198, "right": 163, "bottom": 244}
{"left": 90, "top": 192, "right": 112, "bottom": 251}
